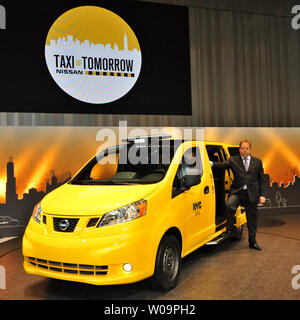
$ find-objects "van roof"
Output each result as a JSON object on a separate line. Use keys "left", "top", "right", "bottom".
{"left": 121, "top": 135, "right": 238, "bottom": 146}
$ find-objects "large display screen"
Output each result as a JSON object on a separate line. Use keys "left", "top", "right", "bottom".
{"left": 0, "top": 0, "right": 191, "bottom": 115}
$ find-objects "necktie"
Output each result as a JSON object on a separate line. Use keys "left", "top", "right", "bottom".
{"left": 244, "top": 157, "right": 249, "bottom": 172}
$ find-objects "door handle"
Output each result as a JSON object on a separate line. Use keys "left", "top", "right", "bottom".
{"left": 204, "top": 186, "right": 209, "bottom": 194}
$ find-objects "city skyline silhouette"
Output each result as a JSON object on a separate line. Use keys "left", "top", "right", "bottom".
{"left": 0, "top": 158, "right": 71, "bottom": 226}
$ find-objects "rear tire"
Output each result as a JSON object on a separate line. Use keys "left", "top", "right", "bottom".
{"left": 150, "top": 234, "right": 181, "bottom": 291}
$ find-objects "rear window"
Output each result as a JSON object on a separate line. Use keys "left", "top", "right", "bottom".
{"left": 227, "top": 147, "right": 239, "bottom": 157}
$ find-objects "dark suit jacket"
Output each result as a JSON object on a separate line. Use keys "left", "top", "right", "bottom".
{"left": 213, "top": 155, "right": 266, "bottom": 203}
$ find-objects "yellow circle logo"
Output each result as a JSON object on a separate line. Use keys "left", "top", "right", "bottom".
{"left": 45, "top": 6, "right": 142, "bottom": 104}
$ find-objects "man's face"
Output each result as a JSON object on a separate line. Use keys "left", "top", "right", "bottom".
{"left": 239, "top": 142, "right": 251, "bottom": 158}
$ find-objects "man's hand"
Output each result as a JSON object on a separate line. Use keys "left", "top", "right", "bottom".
{"left": 259, "top": 196, "right": 266, "bottom": 204}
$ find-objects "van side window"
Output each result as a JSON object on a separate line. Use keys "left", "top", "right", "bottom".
{"left": 220, "top": 148, "right": 228, "bottom": 161}
{"left": 207, "top": 147, "right": 225, "bottom": 163}
{"left": 172, "top": 147, "right": 203, "bottom": 198}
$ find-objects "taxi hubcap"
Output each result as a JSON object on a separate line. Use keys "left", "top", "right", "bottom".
{"left": 163, "top": 246, "right": 179, "bottom": 280}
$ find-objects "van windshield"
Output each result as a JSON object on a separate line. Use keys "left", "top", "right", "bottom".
{"left": 70, "top": 141, "right": 179, "bottom": 185}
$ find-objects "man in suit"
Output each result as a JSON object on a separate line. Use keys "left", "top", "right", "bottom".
{"left": 211, "top": 140, "right": 266, "bottom": 250}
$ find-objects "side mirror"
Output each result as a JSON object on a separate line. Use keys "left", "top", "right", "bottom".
{"left": 184, "top": 174, "right": 201, "bottom": 189}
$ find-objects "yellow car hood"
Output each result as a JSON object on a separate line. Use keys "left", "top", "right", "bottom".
{"left": 41, "top": 183, "right": 158, "bottom": 216}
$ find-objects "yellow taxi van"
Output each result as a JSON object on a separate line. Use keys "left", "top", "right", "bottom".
{"left": 23, "top": 135, "right": 246, "bottom": 291}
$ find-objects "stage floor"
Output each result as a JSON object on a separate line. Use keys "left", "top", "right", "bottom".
{"left": 1, "top": 212, "right": 300, "bottom": 300}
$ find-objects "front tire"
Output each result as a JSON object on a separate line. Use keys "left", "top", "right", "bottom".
{"left": 150, "top": 234, "right": 181, "bottom": 291}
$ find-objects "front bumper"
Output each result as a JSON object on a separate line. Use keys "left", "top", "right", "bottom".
{"left": 22, "top": 216, "right": 155, "bottom": 285}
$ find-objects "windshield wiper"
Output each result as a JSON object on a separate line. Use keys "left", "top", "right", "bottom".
{"left": 71, "top": 180, "right": 143, "bottom": 185}
{"left": 72, "top": 180, "right": 118, "bottom": 185}
{"left": 111, "top": 180, "right": 141, "bottom": 185}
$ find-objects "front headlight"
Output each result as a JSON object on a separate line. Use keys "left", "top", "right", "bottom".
{"left": 98, "top": 199, "right": 147, "bottom": 228}
{"left": 32, "top": 202, "right": 42, "bottom": 224}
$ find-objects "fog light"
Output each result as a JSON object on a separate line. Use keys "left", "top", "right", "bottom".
{"left": 123, "top": 263, "right": 133, "bottom": 272}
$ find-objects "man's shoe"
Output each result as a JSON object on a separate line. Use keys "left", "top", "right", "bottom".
{"left": 249, "top": 243, "right": 262, "bottom": 250}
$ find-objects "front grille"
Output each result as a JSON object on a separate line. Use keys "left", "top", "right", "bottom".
{"left": 53, "top": 218, "right": 79, "bottom": 232}
{"left": 26, "top": 257, "right": 108, "bottom": 276}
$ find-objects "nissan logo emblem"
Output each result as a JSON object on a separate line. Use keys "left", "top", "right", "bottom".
{"left": 59, "top": 219, "right": 69, "bottom": 231}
